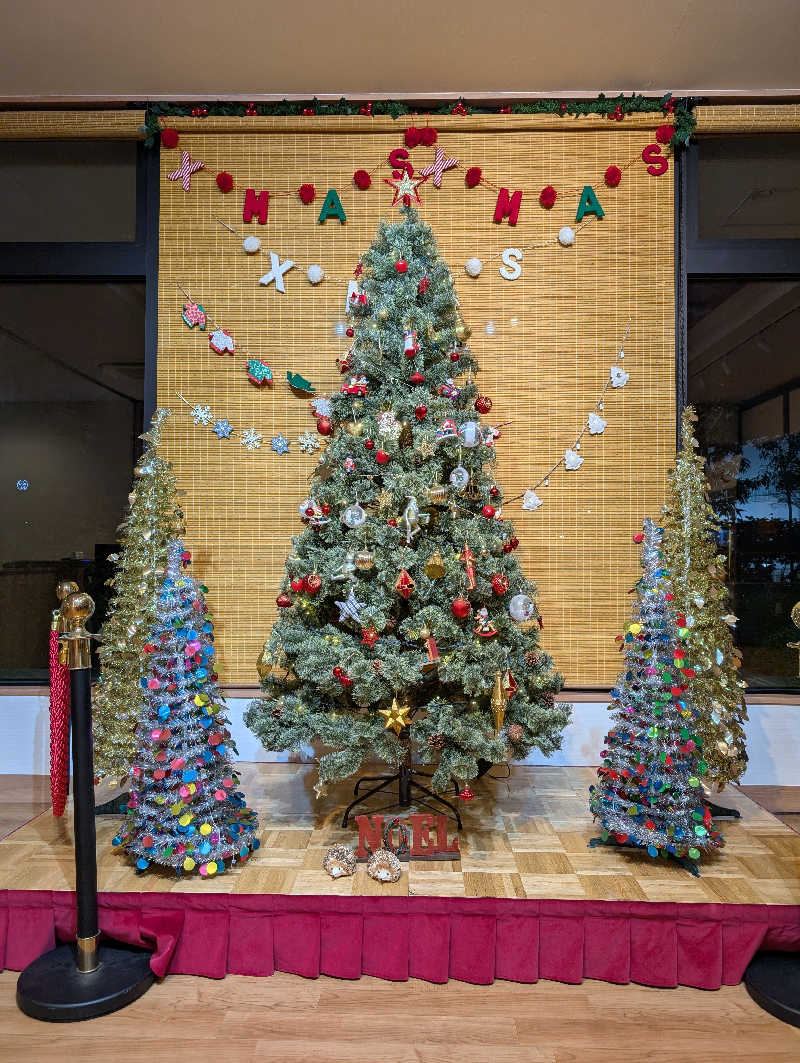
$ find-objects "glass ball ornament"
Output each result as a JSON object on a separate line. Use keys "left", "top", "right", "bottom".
{"left": 459, "top": 421, "right": 482, "bottom": 448}
{"left": 508, "top": 594, "right": 535, "bottom": 622}
{"left": 449, "top": 464, "right": 470, "bottom": 490}
{"left": 342, "top": 503, "right": 366, "bottom": 528}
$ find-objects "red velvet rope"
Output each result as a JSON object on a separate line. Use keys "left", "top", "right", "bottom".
{"left": 49, "top": 629, "right": 70, "bottom": 817}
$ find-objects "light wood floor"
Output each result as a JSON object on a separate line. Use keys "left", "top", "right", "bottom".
{"left": 2, "top": 969, "right": 799, "bottom": 1062}
{"left": 1, "top": 765, "right": 799, "bottom": 904}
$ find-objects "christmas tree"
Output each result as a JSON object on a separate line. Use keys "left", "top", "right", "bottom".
{"left": 93, "top": 408, "right": 185, "bottom": 781}
{"left": 114, "top": 541, "right": 258, "bottom": 875}
{"left": 660, "top": 406, "right": 748, "bottom": 789}
{"left": 589, "top": 518, "right": 724, "bottom": 874}
{"left": 246, "top": 206, "right": 569, "bottom": 797}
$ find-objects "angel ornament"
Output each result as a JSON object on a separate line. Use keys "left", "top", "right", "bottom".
{"left": 399, "top": 496, "right": 430, "bottom": 545}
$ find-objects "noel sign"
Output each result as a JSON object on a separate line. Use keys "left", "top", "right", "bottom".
{"left": 355, "top": 813, "right": 460, "bottom": 862}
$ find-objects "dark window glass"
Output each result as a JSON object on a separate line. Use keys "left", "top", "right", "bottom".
{"left": 688, "top": 278, "right": 800, "bottom": 690}
{"left": 0, "top": 141, "right": 137, "bottom": 242}
{"left": 698, "top": 135, "right": 800, "bottom": 241}
{"left": 0, "top": 281, "right": 143, "bottom": 681}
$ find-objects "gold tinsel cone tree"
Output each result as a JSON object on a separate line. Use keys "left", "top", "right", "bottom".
{"left": 661, "top": 406, "right": 748, "bottom": 789}
{"left": 93, "top": 408, "right": 185, "bottom": 781}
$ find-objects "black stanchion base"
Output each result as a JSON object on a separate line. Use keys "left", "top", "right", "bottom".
{"left": 16, "top": 942, "right": 155, "bottom": 1023}
{"left": 706, "top": 800, "right": 741, "bottom": 819}
{"left": 745, "top": 952, "right": 800, "bottom": 1028}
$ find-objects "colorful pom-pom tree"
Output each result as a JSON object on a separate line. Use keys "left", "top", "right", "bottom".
{"left": 114, "top": 541, "right": 258, "bottom": 876}
{"left": 589, "top": 518, "right": 724, "bottom": 875}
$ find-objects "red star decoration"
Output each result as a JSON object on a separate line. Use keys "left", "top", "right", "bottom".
{"left": 418, "top": 275, "right": 430, "bottom": 295}
{"left": 354, "top": 262, "right": 364, "bottom": 278}
{"left": 361, "top": 626, "right": 380, "bottom": 648}
{"left": 384, "top": 170, "right": 428, "bottom": 208}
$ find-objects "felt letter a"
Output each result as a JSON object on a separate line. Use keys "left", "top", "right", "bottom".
{"left": 243, "top": 188, "right": 269, "bottom": 224}
{"left": 493, "top": 188, "right": 523, "bottom": 226}
{"left": 318, "top": 189, "right": 347, "bottom": 224}
{"left": 575, "top": 185, "right": 605, "bottom": 223}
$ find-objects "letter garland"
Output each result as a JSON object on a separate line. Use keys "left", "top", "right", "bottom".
{"left": 504, "top": 319, "right": 632, "bottom": 514}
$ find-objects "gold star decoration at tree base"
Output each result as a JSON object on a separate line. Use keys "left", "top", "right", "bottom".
{"left": 379, "top": 697, "right": 413, "bottom": 735}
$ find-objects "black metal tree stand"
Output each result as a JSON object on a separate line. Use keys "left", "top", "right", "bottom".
{"left": 341, "top": 747, "right": 463, "bottom": 829}
{"left": 17, "top": 592, "right": 155, "bottom": 1022}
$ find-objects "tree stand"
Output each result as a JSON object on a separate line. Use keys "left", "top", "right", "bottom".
{"left": 341, "top": 750, "right": 463, "bottom": 829}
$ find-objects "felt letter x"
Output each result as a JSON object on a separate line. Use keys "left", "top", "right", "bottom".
{"left": 259, "top": 252, "right": 296, "bottom": 294}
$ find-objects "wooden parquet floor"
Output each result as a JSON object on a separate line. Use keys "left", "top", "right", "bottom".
{"left": 2, "top": 765, "right": 799, "bottom": 904}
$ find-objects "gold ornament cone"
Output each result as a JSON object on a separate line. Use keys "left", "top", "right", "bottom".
{"left": 491, "top": 670, "right": 507, "bottom": 734}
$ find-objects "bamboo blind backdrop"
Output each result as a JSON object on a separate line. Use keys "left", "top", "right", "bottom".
{"left": 156, "top": 120, "right": 675, "bottom": 687}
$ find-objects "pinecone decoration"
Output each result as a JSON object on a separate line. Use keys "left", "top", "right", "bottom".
{"left": 271, "top": 704, "right": 284, "bottom": 719}
{"left": 427, "top": 732, "right": 445, "bottom": 750}
{"left": 525, "top": 651, "right": 539, "bottom": 668}
{"left": 507, "top": 723, "right": 524, "bottom": 743}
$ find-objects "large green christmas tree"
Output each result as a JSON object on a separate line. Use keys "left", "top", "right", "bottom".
{"left": 661, "top": 406, "right": 748, "bottom": 789}
{"left": 246, "top": 207, "right": 569, "bottom": 796}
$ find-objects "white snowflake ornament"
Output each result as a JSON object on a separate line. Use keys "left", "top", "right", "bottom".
{"left": 310, "top": 396, "right": 333, "bottom": 419}
{"left": 271, "top": 434, "right": 290, "bottom": 455}
{"left": 564, "top": 448, "right": 584, "bottom": 470}
{"left": 190, "top": 404, "right": 213, "bottom": 426}
{"left": 588, "top": 412, "right": 607, "bottom": 434}
{"left": 241, "top": 427, "right": 263, "bottom": 451}
{"left": 610, "top": 365, "right": 629, "bottom": 388}
{"left": 298, "top": 431, "right": 321, "bottom": 454}
{"left": 376, "top": 410, "right": 400, "bottom": 439}
{"left": 522, "top": 490, "right": 543, "bottom": 511}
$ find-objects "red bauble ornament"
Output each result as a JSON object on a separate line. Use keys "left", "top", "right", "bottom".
{"left": 365, "top": 438, "right": 375, "bottom": 450}
{"left": 290, "top": 577, "right": 305, "bottom": 592}
{"left": 345, "top": 327, "right": 354, "bottom": 337}
{"left": 333, "top": 666, "right": 343, "bottom": 677}
{"left": 404, "top": 126, "right": 421, "bottom": 148}
{"left": 633, "top": 532, "right": 644, "bottom": 543}
{"left": 510, "top": 537, "right": 519, "bottom": 549}
{"left": 298, "top": 183, "right": 316, "bottom": 204}
{"left": 353, "top": 169, "right": 371, "bottom": 190}
{"left": 419, "top": 126, "right": 437, "bottom": 146}
{"left": 276, "top": 593, "right": 292, "bottom": 608}
{"left": 451, "top": 596, "right": 471, "bottom": 619}
{"left": 465, "top": 166, "right": 482, "bottom": 188}
{"left": 409, "top": 371, "right": 425, "bottom": 385}
{"left": 395, "top": 259, "right": 408, "bottom": 273}
{"left": 503, "top": 543, "right": 512, "bottom": 554}
{"left": 414, "top": 405, "right": 427, "bottom": 420}
{"left": 450, "top": 351, "right": 460, "bottom": 362}
{"left": 482, "top": 504, "right": 496, "bottom": 518}
{"left": 604, "top": 165, "right": 622, "bottom": 187}
{"left": 305, "top": 573, "right": 322, "bottom": 594}
{"left": 491, "top": 573, "right": 510, "bottom": 595}
{"left": 539, "top": 185, "right": 557, "bottom": 209}
{"left": 321, "top": 504, "right": 331, "bottom": 515}
{"left": 302, "top": 107, "right": 315, "bottom": 117}
{"left": 316, "top": 416, "right": 333, "bottom": 436}
{"left": 375, "top": 450, "right": 390, "bottom": 465}
{"left": 304, "top": 506, "right": 315, "bottom": 517}
{"left": 387, "top": 518, "right": 398, "bottom": 528}
{"left": 161, "top": 128, "right": 180, "bottom": 148}
{"left": 655, "top": 124, "right": 675, "bottom": 145}
{"left": 489, "top": 486, "right": 499, "bottom": 498}
{"left": 474, "top": 395, "right": 492, "bottom": 414}
{"left": 339, "top": 674, "right": 353, "bottom": 688}
{"left": 458, "top": 786, "right": 475, "bottom": 802}
{"left": 216, "top": 171, "right": 234, "bottom": 193}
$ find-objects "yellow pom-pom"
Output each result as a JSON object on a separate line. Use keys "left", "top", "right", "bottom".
{"left": 199, "top": 823, "right": 212, "bottom": 836}
{"left": 183, "top": 857, "right": 196, "bottom": 871}
{"left": 170, "top": 802, "right": 183, "bottom": 815}
{"left": 629, "top": 623, "right": 641, "bottom": 635}
{"left": 179, "top": 813, "right": 193, "bottom": 826}
{"left": 206, "top": 861, "right": 218, "bottom": 876}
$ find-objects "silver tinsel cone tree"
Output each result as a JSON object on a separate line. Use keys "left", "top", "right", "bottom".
{"left": 589, "top": 519, "right": 724, "bottom": 874}
{"left": 246, "top": 207, "right": 569, "bottom": 796}
{"left": 114, "top": 541, "right": 258, "bottom": 876}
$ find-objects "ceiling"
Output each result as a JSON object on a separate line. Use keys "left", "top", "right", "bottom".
{"left": 0, "top": 0, "right": 799, "bottom": 101}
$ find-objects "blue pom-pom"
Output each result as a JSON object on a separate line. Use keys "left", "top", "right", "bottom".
{"left": 112, "top": 835, "right": 123, "bottom": 847}
{"left": 647, "top": 844, "right": 658, "bottom": 858}
{"left": 251, "top": 838, "right": 261, "bottom": 850}
{"left": 182, "top": 769, "right": 198, "bottom": 783}
{"left": 136, "top": 857, "right": 149, "bottom": 870}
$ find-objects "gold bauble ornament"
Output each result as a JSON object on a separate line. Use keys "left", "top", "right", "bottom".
{"left": 425, "top": 485, "right": 448, "bottom": 506}
{"left": 378, "top": 307, "right": 389, "bottom": 321}
{"left": 424, "top": 550, "right": 446, "bottom": 579}
{"left": 355, "top": 549, "right": 375, "bottom": 571}
{"left": 455, "top": 322, "right": 471, "bottom": 342}
{"left": 345, "top": 421, "right": 364, "bottom": 437}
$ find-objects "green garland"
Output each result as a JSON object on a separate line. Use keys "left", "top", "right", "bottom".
{"left": 138, "top": 93, "right": 696, "bottom": 150}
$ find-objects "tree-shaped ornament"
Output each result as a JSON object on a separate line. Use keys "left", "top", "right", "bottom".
{"left": 589, "top": 519, "right": 724, "bottom": 875}
{"left": 114, "top": 542, "right": 259, "bottom": 875}
{"left": 246, "top": 207, "right": 569, "bottom": 804}
{"left": 93, "top": 409, "right": 185, "bottom": 782}
{"left": 660, "top": 406, "right": 748, "bottom": 790}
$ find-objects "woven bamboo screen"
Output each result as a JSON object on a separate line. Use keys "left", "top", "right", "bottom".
{"left": 156, "top": 119, "right": 675, "bottom": 687}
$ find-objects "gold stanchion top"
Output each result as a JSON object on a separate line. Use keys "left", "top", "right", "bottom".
{"left": 60, "top": 591, "right": 96, "bottom": 671}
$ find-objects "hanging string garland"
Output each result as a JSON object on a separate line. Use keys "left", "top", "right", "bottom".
{"left": 507, "top": 319, "right": 632, "bottom": 512}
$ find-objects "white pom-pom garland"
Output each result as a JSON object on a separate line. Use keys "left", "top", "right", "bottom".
{"left": 243, "top": 236, "right": 262, "bottom": 254}
{"left": 464, "top": 257, "right": 483, "bottom": 278}
{"left": 558, "top": 226, "right": 575, "bottom": 247}
{"left": 307, "top": 264, "right": 325, "bottom": 285}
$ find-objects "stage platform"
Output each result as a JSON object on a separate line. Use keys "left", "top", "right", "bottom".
{"left": 0, "top": 766, "right": 798, "bottom": 988}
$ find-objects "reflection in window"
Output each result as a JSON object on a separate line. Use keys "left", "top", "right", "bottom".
{"left": 689, "top": 279, "right": 800, "bottom": 689}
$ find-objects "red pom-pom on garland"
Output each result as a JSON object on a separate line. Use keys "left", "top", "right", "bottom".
{"left": 216, "top": 171, "right": 234, "bottom": 193}
{"left": 404, "top": 126, "right": 421, "bottom": 148}
{"left": 604, "top": 165, "right": 622, "bottom": 187}
{"left": 298, "top": 183, "right": 316, "bottom": 204}
{"left": 539, "top": 185, "right": 557, "bottom": 209}
{"left": 161, "top": 128, "right": 180, "bottom": 149}
{"left": 655, "top": 124, "right": 675, "bottom": 145}
{"left": 465, "top": 166, "right": 482, "bottom": 188}
{"left": 353, "top": 169, "right": 372, "bottom": 190}
{"left": 419, "top": 126, "right": 437, "bottom": 146}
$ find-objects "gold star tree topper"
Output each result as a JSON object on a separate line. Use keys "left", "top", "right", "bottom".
{"left": 384, "top": 171, "right": 428, "bottom": 208}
